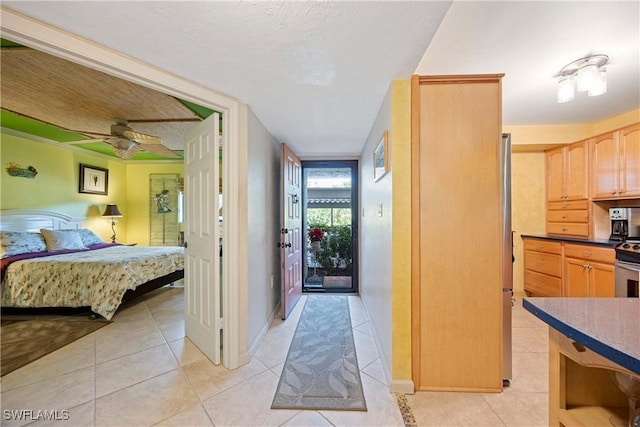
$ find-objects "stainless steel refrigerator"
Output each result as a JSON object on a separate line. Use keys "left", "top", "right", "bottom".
{"left": 502, "top": 132, "right": 513, "bottom": 385}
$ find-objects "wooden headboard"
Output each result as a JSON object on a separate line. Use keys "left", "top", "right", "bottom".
{"left": 0, "top": 210, "right": 85, "bottom": 232}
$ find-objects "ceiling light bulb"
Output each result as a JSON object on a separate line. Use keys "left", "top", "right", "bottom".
{"left": 577, "top": 63, "right": 598, "bottom": 92}
{"left": 588, "top": 67, "right": 607, "bottom": 97}
{"left": 557, "top": 75, "right": 575, "bottom": 103}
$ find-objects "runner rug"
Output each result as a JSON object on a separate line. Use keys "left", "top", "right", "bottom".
{"left": 271, "top": 295, "right": 367, "bottom": 411}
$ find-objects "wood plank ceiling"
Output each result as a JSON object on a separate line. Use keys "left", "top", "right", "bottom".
{"left": 1, "top": 47, "right": 202, "bottom": 153}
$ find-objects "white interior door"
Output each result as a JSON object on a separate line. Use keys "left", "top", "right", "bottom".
{"left": 184, "top": 112, "right": 222, "bottom": 365}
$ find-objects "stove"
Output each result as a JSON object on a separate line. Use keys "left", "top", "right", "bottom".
{"left": 615, "top": 240, "right": 640, "bottom": 298}
{"left": 615, "top": 239, "right": 640, "bottom": 264}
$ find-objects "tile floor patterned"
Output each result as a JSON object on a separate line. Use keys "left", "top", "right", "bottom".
{"left": 0, "top": 287, "right": 549, "bottom": 427}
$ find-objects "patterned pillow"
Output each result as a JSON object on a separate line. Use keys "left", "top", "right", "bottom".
{"left": 40, "top": 229, "right": 88, "bottom": 252}
{"left": 77, "top": 229, "right": 104, "bottom": 247}
{"left": 0, "top": 231, "right": 47, "bottom": 258}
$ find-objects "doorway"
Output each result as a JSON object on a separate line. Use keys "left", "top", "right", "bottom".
{"left": 302, "top": 160, "right": 358, "bottom": 293}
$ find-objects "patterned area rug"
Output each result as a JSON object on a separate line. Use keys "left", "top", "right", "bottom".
{"left": 1, "top": 317, "right": 109, "bottom": 376}
{"left": 271, "top": 295, "right": 367, "bottom": 411}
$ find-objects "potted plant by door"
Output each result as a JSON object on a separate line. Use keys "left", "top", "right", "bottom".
{"left": 308, "top": 227, "right": 324, "bottom": 249}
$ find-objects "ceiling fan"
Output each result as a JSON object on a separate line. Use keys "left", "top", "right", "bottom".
{"left": 70, "top": 119, "right": 180, "bottom": 159}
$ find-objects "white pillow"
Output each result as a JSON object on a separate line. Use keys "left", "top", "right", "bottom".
{"left": 77, "top": 229, "right": 104, "bottom": 247}
{"left": 40, "top": 229, "right": 88, "bottom": 252}
{"left": 0, "top": 231, "right": 47, "bottom": 258}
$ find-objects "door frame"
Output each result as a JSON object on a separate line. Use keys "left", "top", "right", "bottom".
{"left": 301, "top": 160, "right": 359, "bottom": 294}
{"left": 1, "top": 8, "right": 243, "bottom": 368}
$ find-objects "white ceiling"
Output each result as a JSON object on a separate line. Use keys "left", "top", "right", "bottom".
{"left": 3, "top": 1, "right": 640, "bottom": 157}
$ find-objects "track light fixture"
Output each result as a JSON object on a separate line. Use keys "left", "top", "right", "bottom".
{"left": 557, "top": 54, "right": 608, "bottom": 103}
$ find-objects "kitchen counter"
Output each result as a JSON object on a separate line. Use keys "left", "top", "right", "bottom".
{"left": 520, "top": 234, "right": 617, "bottom": 247}
{"left": 523, "top": 297, "right": 640, "bottom": 375}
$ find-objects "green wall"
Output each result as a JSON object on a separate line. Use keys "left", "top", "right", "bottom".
{"left": 1, "top": 132, "right": 183, "bottom": 244}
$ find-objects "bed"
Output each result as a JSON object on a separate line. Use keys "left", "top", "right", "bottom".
{"left": 0, "top": 210, "right": 184, "bottom": 320}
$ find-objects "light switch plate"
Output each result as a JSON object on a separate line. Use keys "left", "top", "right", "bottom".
{"left": 378, "top": 203, "right": 383, "bottom": 217}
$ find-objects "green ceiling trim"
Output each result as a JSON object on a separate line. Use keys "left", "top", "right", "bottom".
{"left": 1, "top": 39, "right": 24, "bottom": 48}
{"left": 1, "top": 110, "right": 183, "bottom": 161}
{"left": 177, "top": 99, "right": 217, "bottom": 119}
{"left": 1, "top": 110, "right": 88, "bottom": 142}
{"left": 73, "top": 142, "right": 184, "bottom": 160}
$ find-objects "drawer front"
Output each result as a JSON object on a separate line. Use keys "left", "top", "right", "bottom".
{"left": 547, "top": 209, "right": 589, "bottom": 223}
{"left": 547, "top": 200, "right": 589, "bottom": 211}
{"left": 524, "top": 270, "right": 562, "bottom": 297}
{"left": 523, "top": 238, "right": 562, "bottom": 255}
{"left": 547, "top": 222, "right": 590, "bottom": 237}
{"left": 524, "top": 250, "right": 562, "bottom": 276}
{"left": 564, "top": 244, "right": 615, "bottom": 263}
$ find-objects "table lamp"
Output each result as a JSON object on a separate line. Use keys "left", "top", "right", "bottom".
{"left": 102, "top": 204, "right": 123, "bottom": 243}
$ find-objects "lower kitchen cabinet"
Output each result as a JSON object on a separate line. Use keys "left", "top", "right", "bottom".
{"left": 564, "top": 258, "right": 615, "bottom": 297}
{"left": 522, "top": 237, "right": 615, "bottom": 298}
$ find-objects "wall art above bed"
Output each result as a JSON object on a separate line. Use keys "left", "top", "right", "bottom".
{"left": 79, "top": 164, "right": 108, "bottom": 195}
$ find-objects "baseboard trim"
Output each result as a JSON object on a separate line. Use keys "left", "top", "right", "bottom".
{"left": 391, "top": 379, "right": 415, "bottom": 394}
{"left": 247, "top": 301, "right": 281, "bottom": 358}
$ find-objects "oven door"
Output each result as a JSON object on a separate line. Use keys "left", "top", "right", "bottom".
{"left": 615, "top": 260, "right": 640, "bottom": 297}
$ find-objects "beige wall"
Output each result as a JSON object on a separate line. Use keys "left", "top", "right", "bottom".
{"left": 511, "top": 152, "right": 546, "bottom": 297}
{"left": 359, "top": 79, "right": 412, "bottom": 391}
{"left": 359, "top": 81, "right": 394, "bottom": 385}
{"left": 245, "top": 106, "right": 282, "bottom": 352}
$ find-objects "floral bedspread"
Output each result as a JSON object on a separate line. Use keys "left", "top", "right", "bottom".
{"left": 1, "top": 246, "right": 184, "bottom": 320}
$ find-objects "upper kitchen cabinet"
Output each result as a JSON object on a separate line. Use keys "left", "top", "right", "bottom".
{"left": 546, "top": 140, "right": 589, "bottom": 202}
{"left": 592, "top": 124, "right": 640, "bottom": 200}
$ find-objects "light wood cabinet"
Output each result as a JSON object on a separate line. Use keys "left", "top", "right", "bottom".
{"left": 546, "top": 140, "right": 589, "bottom": 202}
{"left": 549, "top": 329, "right": 632, "bottom": 426}
{"left": 545, "top": 142, "right": 590, "bottom": 237}
{"left": 619, "top": 123, "right": 640, "bottom": 198}
{"left": 546, "top": 200, "right": 590, "bottom": 238}
{"left": 412, "top": 74, "right": 504, "bottom": 392}
{"left": 592, "top": 124, "right": 640, "bottom": 200}
{"left": 523, "top": 238, "right": 563, "bottom": 297}
{"left": 523, "top": 238, "right": 615, "bottom": 298}
{"left": 563, "top": 243, "right": 615, "bottom": 297}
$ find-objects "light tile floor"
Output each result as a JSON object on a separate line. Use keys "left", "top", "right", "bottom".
{"left": 1, "top": 287, "right": 549, "bottom": 427}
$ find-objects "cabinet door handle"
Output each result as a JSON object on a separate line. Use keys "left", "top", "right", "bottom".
{"left": 536, "top": 260, "right": 544, "bottom": 266}
{"left": 562, "top": 227, "right": 568, "bottom": 231}
{"left": 562, "top": 215, "right": 567, "bottom": 219}
{"left": 582, "top": 251, "right": 592, "bottom": 256}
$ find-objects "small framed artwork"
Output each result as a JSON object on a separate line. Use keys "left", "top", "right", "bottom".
{"left": 79, "top": 164, "right": 108, "bottom": 195}
{"left": 373, "top": 130, "right": 389, "bottom": 182}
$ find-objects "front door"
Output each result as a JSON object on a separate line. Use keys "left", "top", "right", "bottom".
{"left": 184, "top": 112, "right": 222, "bottom": 364}
{"left": 280, "top": 143, "right": 303, "bottom": 319}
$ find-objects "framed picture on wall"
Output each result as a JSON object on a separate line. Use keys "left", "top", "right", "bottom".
{"left": 79, "top": 164, "right": 108, "bottom": 195}
{"left": 373, "top": 130, "right": 389, "bottom": 182}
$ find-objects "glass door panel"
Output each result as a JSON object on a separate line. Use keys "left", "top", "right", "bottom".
{"left": 302, "top": 161, "right": 358, "bottom": 293}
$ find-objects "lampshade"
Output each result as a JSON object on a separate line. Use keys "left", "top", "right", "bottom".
{"left": 556, "top": 54, "right": 608, "bottom": 103}
{"left": 103, "top": 204, "right": 123, "bottom": 217}
{"left": 588, "top": 67, "right": 607, "bottom": 97}
{"left": 557, "top": 75, "right": 575, "bottom": 103}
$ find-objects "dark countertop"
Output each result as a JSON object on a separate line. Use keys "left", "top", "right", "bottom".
{"left": 523, "top": 297, "right": 640, "bottom": 375}
{"left": 521, "top": 234, "right": 618, "bottom": 248}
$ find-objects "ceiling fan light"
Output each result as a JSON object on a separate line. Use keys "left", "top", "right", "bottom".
{"left": 588, "top": 67, "right": 607, "bottom": 97}
{"left": 577, "top": 63, "right": 598, "bottom": 92}
{"left": 557, "top": 75, "right": 575, "bottom": 103}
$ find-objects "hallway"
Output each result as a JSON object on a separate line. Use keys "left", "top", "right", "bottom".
{"left": 0, "top": 285, "right": 548, "bottom": 426}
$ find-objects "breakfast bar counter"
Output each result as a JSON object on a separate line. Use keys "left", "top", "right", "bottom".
{"left": 524, "top": 297, "right": 640, "bottom": 426}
